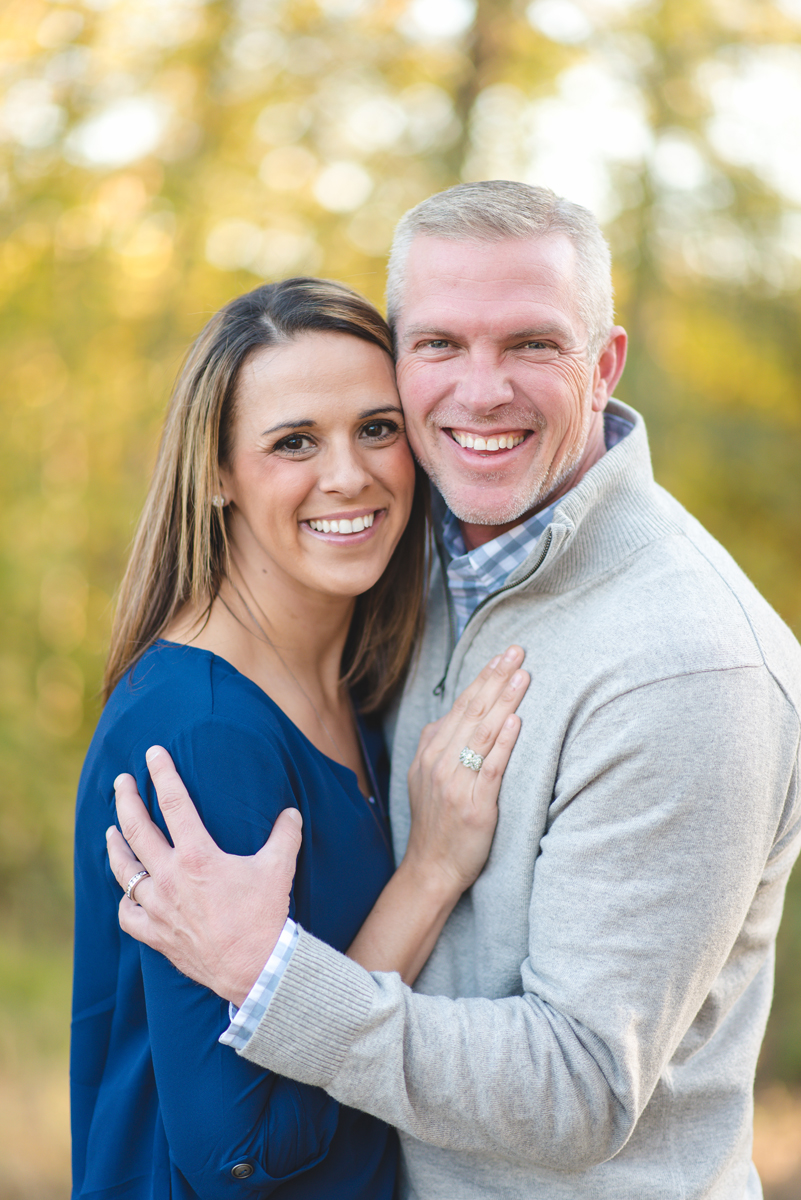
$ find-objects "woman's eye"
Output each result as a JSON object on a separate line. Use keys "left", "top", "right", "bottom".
{"left": 361, "top": 420, "right": 399, "bottom": 441}
{"left": 275, "top": 433, "right": 314, "bottom": 453}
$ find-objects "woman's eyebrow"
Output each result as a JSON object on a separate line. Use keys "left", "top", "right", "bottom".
{"left": 358, "top": 405, "right": 403, "bottom": 418}
{"left": 261, "top": 418, "right": 316, "bottom": 436}
{"left": 261, "top": 406, "right": 402, "bottom": 437}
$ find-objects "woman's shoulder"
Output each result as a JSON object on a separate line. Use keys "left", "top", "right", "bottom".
{"left": 90, "top": 640, "right": 295, "bottom": 777}
{"left": 79, "top": 641, "right": 308, "bottom": 854}
{"left": 107, "top": 640, "right": 280, "bottom": 729}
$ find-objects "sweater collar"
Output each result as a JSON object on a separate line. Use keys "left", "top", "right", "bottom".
{"left": 501, "top": 398, "right": 672, "bottom": 596}
{"left": 430, "top": 399, "right": 658, "bottom": 598}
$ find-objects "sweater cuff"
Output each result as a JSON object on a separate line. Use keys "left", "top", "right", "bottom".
{"left": 237, "top": 926, "right": 376, "bottom": 1087}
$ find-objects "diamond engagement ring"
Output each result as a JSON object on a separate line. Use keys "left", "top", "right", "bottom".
{"left": 126, "top": 869, "right": 150, "bottom": 904}
{"left": 459, "top": 746, "right": 484, "bottom": 772}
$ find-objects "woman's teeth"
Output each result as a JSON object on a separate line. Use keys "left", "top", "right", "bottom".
{"left": 451, "top": 431, "right": 526, "bottom": 452}
{"left": 308, "top": 512, "right": 376, "bottom": 534}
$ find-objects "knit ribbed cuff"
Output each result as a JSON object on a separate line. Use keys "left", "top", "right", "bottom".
{"left": 237, "top": 927, "right": 376, "bottom": 1087}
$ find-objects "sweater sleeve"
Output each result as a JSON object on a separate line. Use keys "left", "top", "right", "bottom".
{"left": 138, "top": 717, "right": 342, "bottom": 1197}
{"left": 238, "top": 666, "right": 801, "bottom": 1169}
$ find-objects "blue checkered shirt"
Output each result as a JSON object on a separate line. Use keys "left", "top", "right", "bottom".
{"left": 219, "top": 918, "right": 299, "bottom": 1048}
{"left": 441, "top": 500, "right": 561, "bottom": 640}
{"left": 441, "top": 411, "right": 632, "bottom": 638}
{"left": 220, "top": 412, "right": 634, "bottom": 1047}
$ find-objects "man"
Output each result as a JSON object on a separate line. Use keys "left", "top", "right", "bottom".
{"left": 108, "top": 181, "right": 801, "bottom": 1198}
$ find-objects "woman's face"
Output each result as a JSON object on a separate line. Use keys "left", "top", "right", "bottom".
{"left": 219, "top": 330, "right": 416, "bottom": 604}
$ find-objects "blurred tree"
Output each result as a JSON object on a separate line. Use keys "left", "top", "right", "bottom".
{"left": 0, "top": 0, "right": 799, "bottom": 1094}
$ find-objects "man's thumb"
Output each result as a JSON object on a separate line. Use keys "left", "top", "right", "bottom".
{"left": 257, "top": 807, "right": 303, "bottom": 872}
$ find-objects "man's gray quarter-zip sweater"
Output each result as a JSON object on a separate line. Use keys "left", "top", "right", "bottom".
{"left": 242, "top": 399, "right": 801, "bottom": 1200}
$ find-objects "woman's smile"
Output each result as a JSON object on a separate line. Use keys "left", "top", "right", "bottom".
{"left": 220, "top": 331, "right": 415, "bottom": 602}
{"left": 303, "top": 508, "right": 383, "bottom": 539}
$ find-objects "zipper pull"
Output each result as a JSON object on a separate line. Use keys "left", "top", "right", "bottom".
{"left": 433, "top": 674, "right": 446, "bottom": 696}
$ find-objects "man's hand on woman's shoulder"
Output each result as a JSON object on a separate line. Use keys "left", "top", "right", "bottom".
{"left": 107, "top": 746, "right": 302, "bottom": 1007}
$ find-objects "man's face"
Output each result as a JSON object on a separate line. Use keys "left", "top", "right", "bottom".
{"left": 394, "top": 233, "right": 617, "bottom": 540}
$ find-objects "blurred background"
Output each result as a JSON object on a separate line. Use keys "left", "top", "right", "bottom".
{"left": 1, "top": 0, "right": 800, "bottom": 1194}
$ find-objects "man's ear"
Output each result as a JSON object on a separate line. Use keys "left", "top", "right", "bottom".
{"left": 591, "top": 327, "right": 628, "bottom": 411}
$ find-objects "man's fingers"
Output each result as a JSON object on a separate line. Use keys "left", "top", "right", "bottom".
{"left": 254, "top": 807, "right": 303, "bottom": 875}
{"left": 144, "top": 746, "right": 215, "bottom": 852}
{"left": 106, "top": 824, "right": 145, "bottom": 891}
{"left": 114, "top": 772, "right": 172, "bottom": 874}
{"left": 118, "top": 894, "right": 161, "bottom": 947}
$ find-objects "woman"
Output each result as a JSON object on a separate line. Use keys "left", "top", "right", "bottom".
{"left": 71, "top": 278, "right": 528, "bottom": 1199}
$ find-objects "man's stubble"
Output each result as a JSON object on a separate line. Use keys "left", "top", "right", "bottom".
{"left": 416, "top": 394, "right": 596, "bottom": 529}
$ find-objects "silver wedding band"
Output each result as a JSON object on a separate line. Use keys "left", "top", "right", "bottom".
{"left": 459, "top": 746, "right": 484, "bottom": 773}
{"left": 126, "top": 869, "right": 150, "bottom": 904}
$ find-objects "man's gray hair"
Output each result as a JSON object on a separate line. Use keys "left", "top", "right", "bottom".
{"left": 386, "top": 180, "right": 614, "bottom": 359}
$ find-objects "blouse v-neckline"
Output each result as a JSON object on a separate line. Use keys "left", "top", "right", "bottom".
{"left": 155, "top": 639, "right": 387, "bottom": 818}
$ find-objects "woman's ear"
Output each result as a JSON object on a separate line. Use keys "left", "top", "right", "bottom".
{"left": 216, "top": 466, "right": 235, "bottom": 508}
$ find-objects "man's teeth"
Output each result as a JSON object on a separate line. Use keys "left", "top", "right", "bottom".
{"left": 451, "top": 431, "right": 526, "bottom": 452}
{"left": 308, "top": 512, "right": 376, "bottom": 534}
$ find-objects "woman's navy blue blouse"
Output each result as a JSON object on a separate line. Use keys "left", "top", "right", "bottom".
{"left": 71, "top": 640, "right": 398, "bottom": 1200}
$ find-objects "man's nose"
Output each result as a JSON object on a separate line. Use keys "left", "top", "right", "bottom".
{"left": 452, "top": 351, "right": 515, "bottom": 414}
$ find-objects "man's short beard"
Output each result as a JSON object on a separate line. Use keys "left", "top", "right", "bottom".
{"left": 421, "top": 407, "right": 591, "bottom": 527}
{"left": 426, "top": 442, "right": 585, "bottom": 526}
{"left": 417, "top": 381, "right": 597, "bottom": 528}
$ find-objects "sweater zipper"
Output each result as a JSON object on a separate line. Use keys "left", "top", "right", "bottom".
{"left": 433, "top": 528, "right": 554, "bottom": 696}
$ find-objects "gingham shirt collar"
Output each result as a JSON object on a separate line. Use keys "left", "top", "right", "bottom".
{"left": 440, "top": 412, "right": 633, "bottom": 639}
{"left": 441, "top": 502, "right": 560, "bottom": 640}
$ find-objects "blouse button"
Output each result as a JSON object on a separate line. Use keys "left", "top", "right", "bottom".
{"left": 231, "top": 1162, "right": 254, "bottom": 1179}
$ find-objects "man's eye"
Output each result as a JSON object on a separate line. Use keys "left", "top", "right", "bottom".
{"left": 422, "top": 339, "right": 450, "bottom": 350}
{"left": 522, "top": 341, "right": 549, "bottom": 350}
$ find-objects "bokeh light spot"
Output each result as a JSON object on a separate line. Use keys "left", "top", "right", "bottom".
{"left": 65, "top": 97, "right": 169, "bottom": 168}
{"left": 313, "top": 161, "right": 373, "bottom": 212}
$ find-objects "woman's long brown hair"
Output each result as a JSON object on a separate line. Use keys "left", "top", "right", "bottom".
{"left": 103, "top": 277, "right": 429, "bottom": 712}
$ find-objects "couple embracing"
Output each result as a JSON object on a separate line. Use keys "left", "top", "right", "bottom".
{"left": 72, "top": 181, "right": 801, "bottom": 1200}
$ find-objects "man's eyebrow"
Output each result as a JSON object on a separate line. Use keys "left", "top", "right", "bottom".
{"left": 401, "top": 326, "right": 457, "bottom": 340}
{"left": 400, "top": 324, "right": 574, "bottom": 343}
{"left": 261, "top": 406, "right": 403, "bottom": 437}
{"left": 506, "top": 325, "right": 573, "bottom": 341}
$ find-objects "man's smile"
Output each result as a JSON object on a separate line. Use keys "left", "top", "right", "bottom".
{"left": 448, "top": 429, "right": 529, "bottom": 453}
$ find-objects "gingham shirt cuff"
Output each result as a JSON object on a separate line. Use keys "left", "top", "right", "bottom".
{"left": 218, "top": 918, "right": 299, "bottom": 1051}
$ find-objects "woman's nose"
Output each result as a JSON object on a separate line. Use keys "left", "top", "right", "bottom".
{"left": 318, "top": 444, "right": 373, "bottom": 496}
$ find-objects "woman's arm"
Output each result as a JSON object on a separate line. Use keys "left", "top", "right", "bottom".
{"left": 136, "top": 717, "right": 380, "bottom": 1197}
{"left": 347, "top": 646, "right": 529, "bottom": 983}
{"left": 104, "top": 648, "right": 529, "bottom": 1014}
{"left": 141, "top": 942, "right": 342, "bottom": 1194}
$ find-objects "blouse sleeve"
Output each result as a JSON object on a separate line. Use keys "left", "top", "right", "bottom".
{"left": 137, "top": 715, "right": 342, "bottom": 1198}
